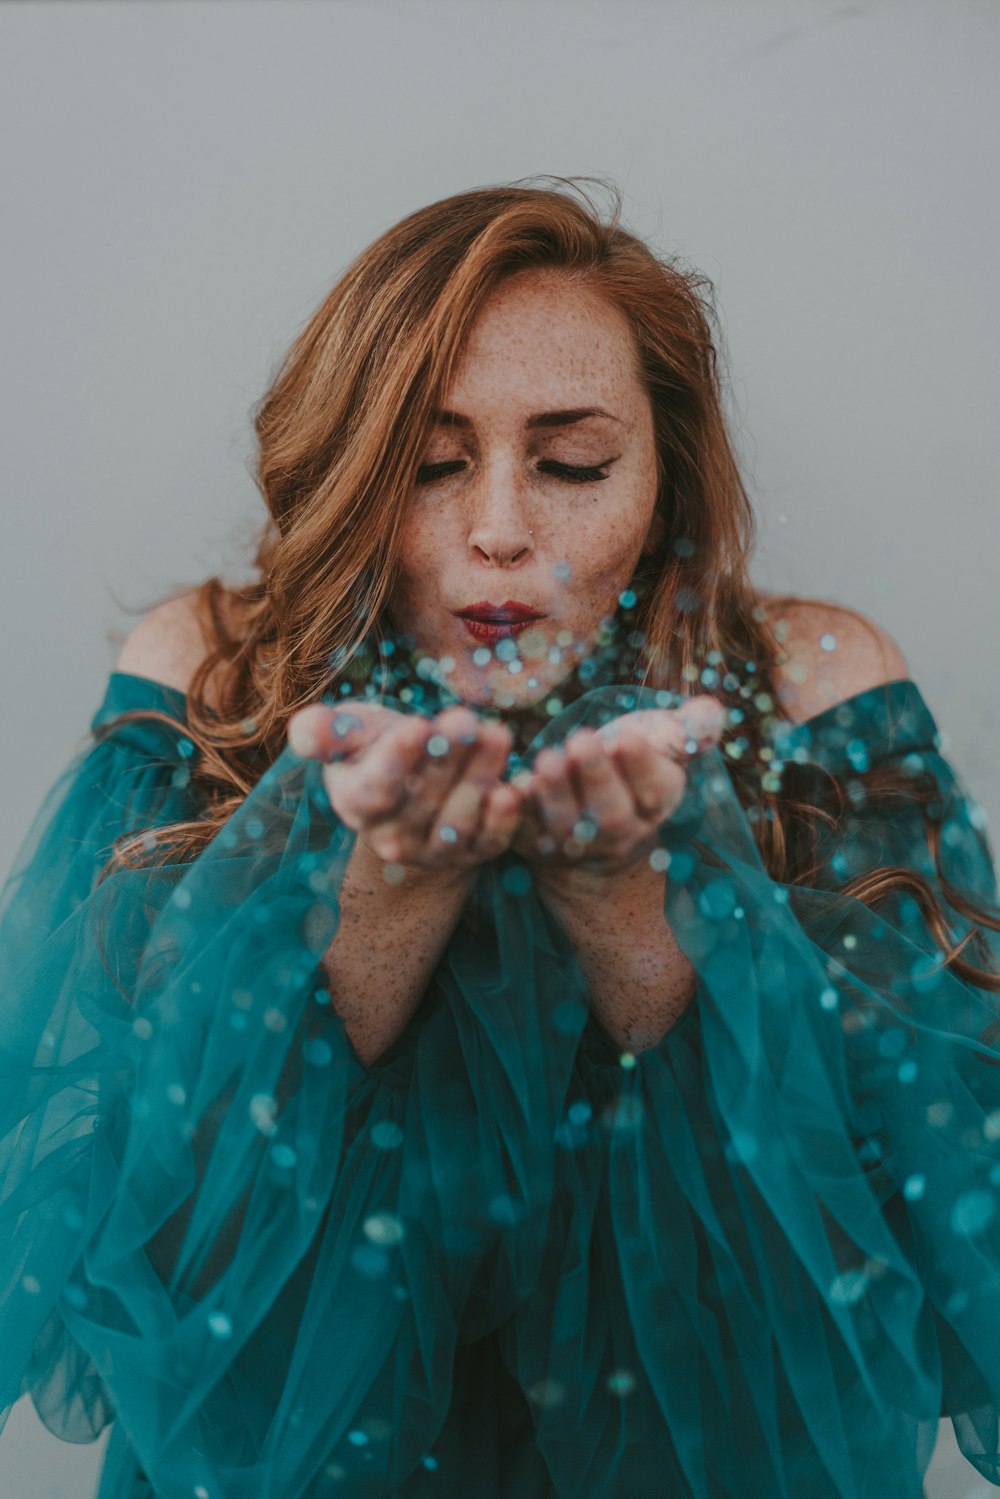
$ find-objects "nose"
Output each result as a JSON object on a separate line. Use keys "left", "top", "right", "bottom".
{"left": 466, "top": 467, "right": 534, "bottom": 567}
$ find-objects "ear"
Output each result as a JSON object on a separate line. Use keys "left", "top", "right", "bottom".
{"left": 641, "top": 506, "right": 666, "bottom": 557}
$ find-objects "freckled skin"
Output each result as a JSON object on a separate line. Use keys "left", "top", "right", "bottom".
{"left": 210, "top": 268, "right": 699, "bottom": 1064}
{"left": 387, "top": 268, "right": 664, "bottom": 707}
{"left": 301, "top": 271, "right": 703, "bottom": 1067}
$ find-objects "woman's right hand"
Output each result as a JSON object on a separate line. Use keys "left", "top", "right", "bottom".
{"left": 287, "top": 700, "right": 524, "bottom": 874}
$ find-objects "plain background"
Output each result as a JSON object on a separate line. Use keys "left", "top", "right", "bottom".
{"left": 1, "top": 2, "right": 997, "bottom": 1495}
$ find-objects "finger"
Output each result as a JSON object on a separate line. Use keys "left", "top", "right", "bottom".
{"left": 606, "top": 730, "right": 686, "bottom": 822}
{"left": 508, "top": 794, "right": 552, "bottom": 862}
{"left": 528, "top": 746, "right": 580, "bottom": 845}
{"left": 626, "top": 696, "right": 725, "bottom": 762}
{"left": 332, "top": 712, "right": 432, "bottom": 824}
{"left": 459, "top": 718, "right": 514, "bottom": 793}
{"left": 428, "top": 720, "right": 514, "bottom": 851}
{"left": 288, "top": 702, "right": 391, "bottom": 762}
{"left": 430, "top": 778, "right": 486, "bottom": 852}
{"left": 400, "top": 705, "right": 482, "bottom": 839}
{"left": 677, "top": 696, "right": 726, "bottom": 754}
{"left": 471, "top": 782, "right": 523, "bottom": 860}
{"left": 564, "top": 728, "right": 634, "bottom": 845}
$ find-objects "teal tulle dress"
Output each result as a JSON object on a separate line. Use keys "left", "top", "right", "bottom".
{"left": 1, "top": 662, "right": 999, "bottom": 1498}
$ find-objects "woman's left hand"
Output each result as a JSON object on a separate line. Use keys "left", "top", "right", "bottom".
{"left": 510, "top": 695, "right": 726, "bottom": 882}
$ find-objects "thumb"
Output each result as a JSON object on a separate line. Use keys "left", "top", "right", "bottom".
{"left": 287, "top": 701, "right": 394, "bottom": 762}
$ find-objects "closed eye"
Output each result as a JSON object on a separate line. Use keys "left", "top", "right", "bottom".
{"left": 414, "top": 459, "right": 615, "bottom": 485}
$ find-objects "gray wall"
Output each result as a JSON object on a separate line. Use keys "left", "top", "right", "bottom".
{"left": 1, "top": 2, "right": 997, "bottom": 1495}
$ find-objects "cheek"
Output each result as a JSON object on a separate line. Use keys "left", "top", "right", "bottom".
{"left": 392, "top": 521, "right": 439, "bottom": 604}
{"left": 556, "top": 516, "right": 645, "bottom": 604}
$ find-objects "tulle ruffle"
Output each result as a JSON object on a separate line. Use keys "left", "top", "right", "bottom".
{"left": 0, "top": 671, "right": 998, "bottom": 1498}
{"left": 506, "top": 680, "right": 1000, "bottom": 1498}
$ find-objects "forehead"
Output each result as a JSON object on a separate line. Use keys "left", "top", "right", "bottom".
{"left": 441, "top": 272, "right": 644, "bottom": 418}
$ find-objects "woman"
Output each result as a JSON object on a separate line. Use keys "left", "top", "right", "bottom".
{"left": 1, "top": 178, "right": 998, "bottom": 1499}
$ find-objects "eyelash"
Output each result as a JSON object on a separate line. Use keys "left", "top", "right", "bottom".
{"left": 414, "top": 460, "right": 612, "bottom": 486}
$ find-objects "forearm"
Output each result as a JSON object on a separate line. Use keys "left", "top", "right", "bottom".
{"left": 321, "top": 837, "right": 473, "bottom": 1067}
{"left": 534, "top": 858, "right": 697, "bottom": 1054}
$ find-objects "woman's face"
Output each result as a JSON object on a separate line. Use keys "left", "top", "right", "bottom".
{"left": 387, "top": 268, "right": 664, "bottom": 710}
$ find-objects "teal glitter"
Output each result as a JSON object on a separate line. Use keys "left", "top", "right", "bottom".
{"left": 3, "top": 591, "right": 998, "bottom": 1499}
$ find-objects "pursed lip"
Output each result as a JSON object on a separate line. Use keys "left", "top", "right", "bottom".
{"left": 458, "top": 617, "right": 541, "bottom": 644}
{"left": 454, "top": 600, "right": 545, "bottom": 624}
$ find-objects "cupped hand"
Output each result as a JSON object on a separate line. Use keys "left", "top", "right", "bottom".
{"left": 510, "top": 695, "right": 726, "bottom": 880}
{"left": 287, "top": 700, "right": 523, "bottom": 873}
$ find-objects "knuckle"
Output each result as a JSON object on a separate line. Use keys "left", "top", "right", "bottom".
{"left": 354, "top": 788, "right": 398, "bottom": 820}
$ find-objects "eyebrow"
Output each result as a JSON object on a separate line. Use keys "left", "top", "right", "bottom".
{"left": 430, "top": 406, "right": 622, "bottom": 430}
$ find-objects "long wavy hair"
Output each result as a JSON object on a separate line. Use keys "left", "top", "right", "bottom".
{"left": 93, "top": 175, "right": 1000, "bottom": 1038}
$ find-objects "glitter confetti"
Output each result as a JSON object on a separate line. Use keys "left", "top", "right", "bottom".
{"left": 363, "top": 1212, "right": 405, "bottom": 1246}
{"left": 4, "top": 541, "right": 1000, "bottom": 1499}
{"left": 207, "top": 1312, "right": 233, "bottom": 1340}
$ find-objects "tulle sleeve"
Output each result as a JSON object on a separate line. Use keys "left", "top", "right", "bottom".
{"left": 498, "top": 678, "right": 1000, "bottom": 1499}
{"left": 0, "top": 672, "right": 584, "bottom": 1499}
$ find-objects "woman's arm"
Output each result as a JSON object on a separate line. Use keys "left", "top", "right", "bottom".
{"left": 510, "top": 698, "right": 724, "bottom": 1052}
{"left": 532, "top": 857, "right": 696, "bottom": 1054}
{"left": 556, "top": 601, "right": 912, "bottom": 1053}
{"left": 290, "top": 699, "right": 523, "bottom": 1067}
{"left": 320, "top": 839, "right": 473, "bottom": 1066}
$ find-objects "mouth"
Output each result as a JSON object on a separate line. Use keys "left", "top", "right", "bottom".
{"left": 458, "top": 617, "right": 543, "bottom": 644}
{"left": 453, "top": 600, "right": 546, "bottom": 644}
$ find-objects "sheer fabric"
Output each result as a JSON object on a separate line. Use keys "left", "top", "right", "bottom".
{"left": 0, "top": 669, "right": 998, "bottom": 1498}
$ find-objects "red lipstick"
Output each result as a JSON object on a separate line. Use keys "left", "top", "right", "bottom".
{"left": 454, "top": 600, "right": 546, "bottom": 644}
{"left": 458, "top": 600, "right": 543, "bottom": 622}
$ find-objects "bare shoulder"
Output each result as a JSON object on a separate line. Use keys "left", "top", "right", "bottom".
{"left": 114, "top": 588, "right": 211, "bottom": 696}
{"left": 756, "top": 592, "right": 911, "bottom": 724}
{"left": 114, "top": 584, "right": 250, "bottom": 701}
